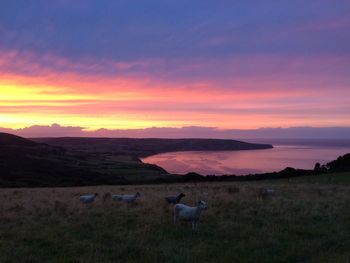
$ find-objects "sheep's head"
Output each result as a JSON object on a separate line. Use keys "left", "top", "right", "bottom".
{"left": 94, "top": 193, "right": 99, "bottom": 197}
{"left": 197, "top": 200, "right": 208, "bottom": 210}
{"left": 179, "top": 193, "right": 186, "bottom": 198}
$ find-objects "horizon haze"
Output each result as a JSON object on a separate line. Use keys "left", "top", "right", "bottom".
{"left": 1, "top": 123, "right": 350, "bottom": 140}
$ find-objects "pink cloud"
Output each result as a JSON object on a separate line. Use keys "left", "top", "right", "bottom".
{"left": 1, "top": 124, "right": 350, "bottom": 139}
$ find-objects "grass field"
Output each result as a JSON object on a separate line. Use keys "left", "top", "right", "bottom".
{"left": 1, "top": 173, "right": 350, "bottom": 263}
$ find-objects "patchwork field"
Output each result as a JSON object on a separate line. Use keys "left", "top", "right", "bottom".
{"left": 1, "top": 173, "right": 350, "bottom": 263}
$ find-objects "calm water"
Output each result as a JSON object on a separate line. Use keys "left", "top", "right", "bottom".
{"left": 142, "top": 144, "right": 350, "bottom": 175}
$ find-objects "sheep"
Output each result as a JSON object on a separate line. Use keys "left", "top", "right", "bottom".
{"left": 112, "top": 192, "right": 141, "bottom": 204}
{"left": 174, "top": 200, "right": 208, "bottom": 230}
{"left": 165, "top": 193, "right": 186, "bottom": 204}
{"left": 79, "top": 193, "right": 98, "bottom": 204}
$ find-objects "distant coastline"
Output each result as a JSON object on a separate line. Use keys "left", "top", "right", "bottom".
{"left": 1, "top": 132, "right": 349, "bottom": 188}
{"left": 33, "top": 137, "right": 273, "bottom": 157}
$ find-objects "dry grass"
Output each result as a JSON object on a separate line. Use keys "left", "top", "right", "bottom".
{"left": 0, "top": 179, "right": 350, "bottom": 262}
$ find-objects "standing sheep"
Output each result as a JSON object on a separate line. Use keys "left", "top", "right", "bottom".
{"left": 79, "top": 193, "right": 98, "bottom": 204}
{"left": 174, "top": 200, "right": 208, "bottom": 230}
{"left": 165, "top": 193, "right": 186, "bottom": 204}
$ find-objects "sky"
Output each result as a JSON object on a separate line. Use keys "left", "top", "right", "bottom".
{"left": 0, "top": 0, "right": 349, "bottom": 137}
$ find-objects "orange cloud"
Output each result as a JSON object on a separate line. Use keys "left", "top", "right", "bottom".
{"left": 1, "top": 52, "right": 350, "bottom": 130}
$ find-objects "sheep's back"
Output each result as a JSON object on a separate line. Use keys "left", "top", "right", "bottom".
{"left": 166, "top": 196, "right": 177, "bottom": 204}
{"left": 80, "top": 196, "right": 94, "bottom": 203}
{"left": 175, "top": 204, "right": 196, "bottom": 220}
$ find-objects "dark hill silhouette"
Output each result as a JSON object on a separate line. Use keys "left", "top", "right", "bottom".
{"left": 0, "top": 132, "right": 37, "bottom": 147}
{"left": 0, "top": 132, "right": 64, "bottom": 156}
{"left": 0, "top": 133, "right": 165, "bottom": 187}
{"left": 326, "top": 153, "right": 350, "bottom": 172}
{"left": 33, "top": 137, "right": 273, "bottom": 157}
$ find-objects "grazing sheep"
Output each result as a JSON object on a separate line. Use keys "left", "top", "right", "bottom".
{"left": 79, "top": 193, "right": 98, "bottom": 204}
{"left": 165, "top": 193, "right": 186, "bottom": 204}
{"left": 112, "top": 192, "right": 141, "bottom": 204}
{"left": 174, "top": 200, "right": 208, "bottom": 230}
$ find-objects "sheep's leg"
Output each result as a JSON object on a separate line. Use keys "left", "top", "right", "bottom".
{"left": 192, "top": 221, "right": 196, "bottom": 231}
{"left": 192, "top": 220, "right": 199, "bottom": 231}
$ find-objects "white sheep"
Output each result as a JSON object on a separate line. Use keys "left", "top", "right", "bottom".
{"left": 79, "top": 193, "right": 98, "bottom": 204}
{"left": 174, "top": 200, "right": 208, "bottom": 230}
{"left": 112, "top": 192, "right": 141, "bottom": 204}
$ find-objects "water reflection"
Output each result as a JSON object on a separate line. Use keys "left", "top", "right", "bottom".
{"left": 142, "top": 145, "right": 350, "bottom": 175}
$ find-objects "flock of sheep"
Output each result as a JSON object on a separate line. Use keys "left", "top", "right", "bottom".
{"left": 79, "top": 192, "right": 208, "bottom": 230}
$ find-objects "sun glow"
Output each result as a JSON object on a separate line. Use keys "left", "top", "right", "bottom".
{"left": 1, "top": 65, "right": 350, "bottom": 131}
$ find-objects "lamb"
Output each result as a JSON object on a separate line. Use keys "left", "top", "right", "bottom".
{"left": 165, "top": 193, "right": 186, "bottom": 204}
{"left": 112, "top": 192, "right": 141, "bottom": 204}
{"left": 174, "top": 200, "right": 208, "bottom": 230}
{"left": 79, "top": 193, "right": 98, "bottom": 204}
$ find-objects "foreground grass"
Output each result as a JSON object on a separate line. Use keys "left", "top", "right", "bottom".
{"left": 284, "top": 171, "right": 350, "bottom": 185}
{"left": 1, "top": 174, "right": 350, "bottom": 262}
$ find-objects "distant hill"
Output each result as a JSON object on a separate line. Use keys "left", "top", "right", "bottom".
{"left": 33, "top": 137, "right": 273, "bottom": 157}
{"left": 0, "top": 133, "right": 166, "bottom": 187}
{"left": 0, "top": 132, "right": 65, "bottom": 156}
{"left": 0, "top": 132, "right": 37, "bottom": 147}
{"left": 326, "top": 153, "right": 350, "bottom": 172}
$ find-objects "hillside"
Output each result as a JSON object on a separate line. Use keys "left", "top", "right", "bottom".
{"left": 0, "top": 132, "right": 37, "bottom": 147}
{"left": 33, "top": 137, "right": 273, "bottom": 157}
{"left": 0, "top": 133, "right": 166, "bottom": 187}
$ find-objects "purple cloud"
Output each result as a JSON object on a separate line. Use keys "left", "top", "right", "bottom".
{"left": 2, "top": 124, "right": 350, "bottom": 139}
{"left": 0, "top": 0, "right": 349, "bottom": 82}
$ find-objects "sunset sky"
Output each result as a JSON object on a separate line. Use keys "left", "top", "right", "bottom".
{"left": 1, "top": 1, "right": 349, "bottom": 136}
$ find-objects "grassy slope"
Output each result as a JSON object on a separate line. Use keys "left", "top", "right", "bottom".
{"left": 282, "top": 171, "right": 350, "bottom": 185}
{"left": 1, "top": 173, "right": 350, "bottom": 263}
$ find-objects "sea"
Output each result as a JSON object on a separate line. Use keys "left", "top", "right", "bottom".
{"left": 141, "top": 139, "right": 350, "bottom": 175}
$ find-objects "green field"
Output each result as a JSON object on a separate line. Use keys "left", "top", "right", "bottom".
{"left": 1, "top": 172, "right": 350, "bottom": 263}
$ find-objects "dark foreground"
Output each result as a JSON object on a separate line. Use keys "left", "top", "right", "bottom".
{"left": 1, "top": 172, "right": 350, "bottom": 263}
